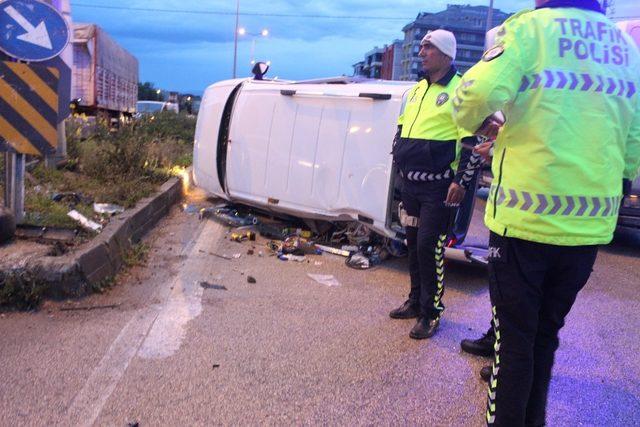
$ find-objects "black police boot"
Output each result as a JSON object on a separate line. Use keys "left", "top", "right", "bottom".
{"left": 389, "top": 300, "right": 420, "bottom": 319}
{"left": 480, "top": 365, "right": 492, "bottom": 382}
{"left": 409, "top": 317, "right": 439, "bottom": 339}
{"left": 460, "top": 328, "right": 495, "bottom": 357}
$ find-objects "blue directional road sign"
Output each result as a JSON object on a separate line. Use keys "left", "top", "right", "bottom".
{"left": 0, "top": 0, "right": 69, "bottom": 62}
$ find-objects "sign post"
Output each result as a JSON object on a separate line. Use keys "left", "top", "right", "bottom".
{"left": 4, "top": 152, "right": 25, "bottom": 223}
{"left": 0, "top": 0, "right": 69, "bottom": 223}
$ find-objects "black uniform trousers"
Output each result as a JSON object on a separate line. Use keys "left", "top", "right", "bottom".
{"left": 486, "top": 232, "right": 598, "bottom": 427}
{"left": 401, "top": 178, "right": 453, "bottom": 320}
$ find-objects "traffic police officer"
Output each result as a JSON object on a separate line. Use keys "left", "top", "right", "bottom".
{"left": 452, "top": 0, "right": 640, "bottom": 425}
{"left": 389, "top": 29, "right": 482, "bottom": 339}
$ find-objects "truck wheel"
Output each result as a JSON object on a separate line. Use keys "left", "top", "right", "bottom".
{"left": 0, "top": 207, "right": 16, "bottom": 244}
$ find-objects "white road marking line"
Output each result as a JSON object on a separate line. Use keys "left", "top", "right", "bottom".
{"left": 138, "top": 221, "right": 223, "bottom": 359}
{"left": 64, "top": 220, "right": 223, "bottom": 426}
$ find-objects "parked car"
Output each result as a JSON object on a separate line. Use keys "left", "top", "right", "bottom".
{"left": 135, "top": 101, "right": 179, "bottom": 116}
{"left": 192, "top": 75, "right": 486, "bottom": 264}
{"left": 616, "top": 20, "right": 640, "bottom": 230}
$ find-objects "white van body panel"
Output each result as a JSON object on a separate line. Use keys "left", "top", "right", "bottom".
{"left": 194, "top": 78, "right": 413, "bottom": 236}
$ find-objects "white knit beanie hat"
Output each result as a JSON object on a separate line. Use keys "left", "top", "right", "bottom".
{"left": 421, "top": 29, "right": 457, "bottom": 59}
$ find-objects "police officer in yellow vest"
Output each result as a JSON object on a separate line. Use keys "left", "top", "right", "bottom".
{"left": 390, "top": 29, "right": 482, "bottom": 339}
{"left": 452, "top": 0, "right": 640, "bottom": 425}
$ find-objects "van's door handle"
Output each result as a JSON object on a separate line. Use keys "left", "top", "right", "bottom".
{"left": 280, "top": 89, "right": 391, "bottom": 100}
{"left": 358, "top": 93, "right": 392, "bottom": 100}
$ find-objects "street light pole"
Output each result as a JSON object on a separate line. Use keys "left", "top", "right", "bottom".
{"left": 233, "top": 0, "right": 240, "bottom": 78}
{"left": 485, "top": 0, "right": 495, "bottom": 35}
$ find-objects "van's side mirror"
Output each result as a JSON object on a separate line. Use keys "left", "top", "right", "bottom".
{"left": 252, "top": 62, "right": 269, "bottom": 80}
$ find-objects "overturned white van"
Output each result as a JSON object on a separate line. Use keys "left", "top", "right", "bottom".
{"left": 193, "top": 77, "right": 413, "bottom": 236}
{"left": 192, "top": 74, "right": 486, "bottom": 264}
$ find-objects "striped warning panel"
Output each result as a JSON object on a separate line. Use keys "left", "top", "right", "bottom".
{"left": 0, "top": 61, "right": 59, "bottom": 156}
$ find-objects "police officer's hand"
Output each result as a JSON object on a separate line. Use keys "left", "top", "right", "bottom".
{"left": 473, "top": 141, "right": 494, "bottom": 163}
{"left": 445, "top": 182, "right": 466, "bottom": 207}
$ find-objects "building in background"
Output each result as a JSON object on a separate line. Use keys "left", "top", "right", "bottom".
{"left": 381, "top": 40, "right": 403, "bottom": 80}
{"left": 353, "top": 41, "right": 403, "bottom": 80}
{"left": 400, "top": 5, "right": 511, "bottom": 80}
{"left": 352, "top": 60, "right": 366, "bottom": 77}
{"left": 360, "top": 46, "right": 385, "bottom": 79}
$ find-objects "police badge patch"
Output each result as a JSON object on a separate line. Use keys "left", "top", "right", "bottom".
{"left": 483, "top": 45, "right": 505, "bottom": 62}
{"left": 436, "top": 93, "right": 449, "bottom": 107}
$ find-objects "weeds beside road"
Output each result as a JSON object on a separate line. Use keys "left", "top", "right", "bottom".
{"left": 1, "top": 112, "right": 195, "bottom": 309}
{"left": 22, "top": 112, "right": 195, "bottom": 229}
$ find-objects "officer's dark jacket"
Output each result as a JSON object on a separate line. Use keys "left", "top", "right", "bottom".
{"left": 392, "top": 65, "right": 479, "bottom": 188}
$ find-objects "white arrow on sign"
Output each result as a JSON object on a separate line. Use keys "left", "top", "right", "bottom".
{"left": 4, "top": 5, "right": 53, "bottom": 50}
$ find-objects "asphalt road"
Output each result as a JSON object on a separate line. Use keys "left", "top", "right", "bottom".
{"left": 1, "top": 189, "right": 639, "bottom": 426}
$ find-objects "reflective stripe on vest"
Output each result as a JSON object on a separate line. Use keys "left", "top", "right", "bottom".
{"left": 488, "top": 185, "right": 621, "bottom": 217}
{"left": 518, "top": 69, "right": 637, "bottom": 98}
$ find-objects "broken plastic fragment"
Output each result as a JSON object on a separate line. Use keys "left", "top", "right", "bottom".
{"left": 67, "top": 210, "right": 102, "bottom": 232}
{"left": 316, "top": 244, "right": 350, "bottom": 257}
{"left": 93, "top": 203, "right": 125, "bottom": 215}
{"left": 278, "top": 254, "right": 306, "bottom": 262}
{"left": 307, "top": 274, "right": 341, "bottom": 287}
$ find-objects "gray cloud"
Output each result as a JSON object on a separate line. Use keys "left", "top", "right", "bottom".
{"left": 71, "top": 0, "right": 635, "bottom": 92}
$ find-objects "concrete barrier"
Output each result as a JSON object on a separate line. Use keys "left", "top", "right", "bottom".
{"left": 19, "top": 176, "right": 183, "bottom": 298}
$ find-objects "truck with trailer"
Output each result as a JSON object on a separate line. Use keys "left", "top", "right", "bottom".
{"left": 71, "top": 23, "right": 138, "bottom": 121}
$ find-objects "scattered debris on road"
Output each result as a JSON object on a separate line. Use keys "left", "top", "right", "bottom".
{"left": 182, "top": 203, "right": 200, "bottom": 214}
{"left": 93, "top": 203, "right": 125, "bottom": 215}
{"left": 346, "top": 252, "right": 373, "bottom": 270}
{"left": 282, "top": 236, "right": 321, "bottom": 255}
{"left": 51, "top": 192, "right": 93, "bottom": 206}
{"left": 59, "top": 303, "right": 120, "bottom": 312}
{"left": 67, "top": 210, "right": 103, "bottom": 232}
{"left": 199, "top": 282, "right": 227, "bottom": 291}
{"left": 307, "top": 274, "right": 341, "bottom": 287}
{"left": 198, "top": 202, "right": 408, "bottom": 270}
{"left": 278, "top": 254, "right": 306, "bottom": 262}
{"left": 316, "top": 244, "right": 350, "bottom": 257}
{"left": 231, "top": 231, "right": 256, "bottom": 242}
{"left": 202, "top": 205, "right": 258, "bottom": 227}
{"left": 206, "top": 251, "right": 232, "bottom": 260}
{"left": 247, "top": 276, "right": 257, "bottom": 284}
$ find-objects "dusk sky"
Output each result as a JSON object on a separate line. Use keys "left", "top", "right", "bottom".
{"left": 70, "top": 1, "right": 639, "bottom": 95}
